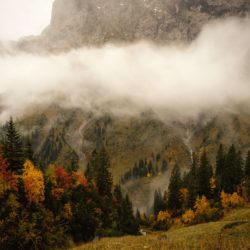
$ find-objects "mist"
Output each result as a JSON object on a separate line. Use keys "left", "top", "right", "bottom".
{"left": 0, "top": 17, "right": 250, "bottom": 123}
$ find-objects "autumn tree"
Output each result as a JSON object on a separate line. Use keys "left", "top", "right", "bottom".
{"left": 23, "top": 160, "right": 45, "bottom": 204}
{"left": 0, "top": 149, "right": 17, "bottom": 197}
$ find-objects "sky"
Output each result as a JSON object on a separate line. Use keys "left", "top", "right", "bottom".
{"left": 0, "top": 0, "right": 53, "bottom": 40}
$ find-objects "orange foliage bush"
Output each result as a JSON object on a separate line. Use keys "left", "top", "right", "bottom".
{"left": 51, "top": 187, "right": 64, "bottom": 200}
{"left": 0, "top": 152, "right": 17, "bottom": 196}
{"left": 220, "top": 191, "right": 245, "bottom": 208}
{"left": 194, "top": 195, "right": 210, "bottom": 215}
{"left": 182, "top": 209, "right": 195, "bottom": 224}
{"left": 157, "top": 211, "right": 171, "bottom": 222}
{"left": 73, "top": 172, "right": 88, "bottom": 187}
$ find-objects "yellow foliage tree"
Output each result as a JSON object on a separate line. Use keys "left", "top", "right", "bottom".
{"left": 23, "top": 160, "right": 45, "bottom": 204}
{"left": 220, "top": 191, "right": 245, "bottom": 208}
{"left": 157, "top": 211, "right": 171, "bottom": 222}
{"left": 182, "top": 209, "right": 195, "bottom": 224}
{"left": 194, "top": 195, "right": 210, "bottom": 215}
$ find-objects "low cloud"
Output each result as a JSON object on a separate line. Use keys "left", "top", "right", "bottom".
{"left": 0, "top": 17, "right": 250, "bottom": 123}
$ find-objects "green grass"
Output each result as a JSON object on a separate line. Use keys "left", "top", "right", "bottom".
{"left": 72, "top": 206, "right": 250, "bottom": 250}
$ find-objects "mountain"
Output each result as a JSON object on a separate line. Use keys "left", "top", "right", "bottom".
{"left": 2, "top": 0, "right": 250, "bottom": 211}
{"left": 17, "top": 0, "right": 250, "bottom": 52}
{"left": 9, "top": 104, "right": 250, "bottom": 212}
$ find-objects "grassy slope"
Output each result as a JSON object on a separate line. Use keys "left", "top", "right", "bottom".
{"left": 72, "top": 206, "right": 250, "bottom": 250}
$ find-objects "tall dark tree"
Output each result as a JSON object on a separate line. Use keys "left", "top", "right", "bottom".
{"left": 120, "top": 194, "right": 139, "bottom": 235}
{"left": 153, "top": 189, "right": 164, "bottom": 216}
{"left": 197, "top": 151, "right": 213, "bottom": 198}
{"left": 215, "top": 144, "right": 225, "bottom": 191}
{"left": 23, "top": 137, "right": 34, "bottom": 163}
{"left": 245, "top": 151, "right": 250, "bottom": 180}
{"left": 187, "top": 152, "right": 199, "bottom": 207}
{"left": 88, "top": 146, "right": 113, "bottom": 198}
{"left": 224, "top": 145, "right": 243, "bottom": 193}
{"left": 3, "top": 118, "right": 23, "bottom": 174}
{"left": 167, "top": 164, "right": 182, "bottom": 211}
{"left": 113, "top": 185, "right": 139, "bottom": 235}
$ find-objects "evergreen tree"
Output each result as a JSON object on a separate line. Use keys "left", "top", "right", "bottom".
{"left": 197, "top": 151, "right": 213, "bottom": 198}
{"left": 120, "top": 194, "right": 139, "bottom": 235}
{"left": 167, "top": 164, "right": 182, "bottom": 211}
{"left": 89, "top": 146, "right": 113, "bottom": 198}
{"left": 23, "top": 137, "right": 34, "bottom": 163}
{"left": 85, "top": 163, "right": 93, "bottom": 181}
{"left": 113, "top": 185, "right": 139, "bottom": 235}
{"left": 224, "top": 145, "right": 243, "bottom": 193}
{"left": 245, "top": 151, "right": 250, "bottom": 180}
{"left": 153, "top": 189, "right": 164, "bottom": 216}
{"left": 161, "top": 159, "right": 168, "bottom": 173}
{"left": 215, "top": 144, "right": 225, "bottom": 191}
{"left": 187, "top": 152, "right": 198, "bottom": 207}
{"left": 3, "top": 118, "right": 23, "bottom": 174}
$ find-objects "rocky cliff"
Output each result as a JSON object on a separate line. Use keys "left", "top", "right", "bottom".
{"left": 17, "top": 0, "right": 250, "bottom": 52}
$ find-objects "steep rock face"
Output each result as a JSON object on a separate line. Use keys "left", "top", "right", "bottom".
{"left": 18, "top": 0, "right": 250, "bottom": 52}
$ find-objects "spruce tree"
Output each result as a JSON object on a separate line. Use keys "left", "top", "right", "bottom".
{"left": 167, "top": 164, "right": 182, "bottom": 211}
{"left": 224, "top": 145, "right": 243, "bottom": 193}
{"left": 188, "top": 152, "right": 198, "bottom": 207}
{"left": 215, "top": 144, "right": 225, "bottom": 191}
{"left": 23, "top": 137, "right": 34, "bottom": 163}
{"left": 88, "top": 146, "right": 113, "bottom": 198}
{"left": 3, "top": 117, "right": 23, "bottom": 174}
{"left": 153, "top": 189, "right": 164, "bottom": 216}
{"left": 245, "top": 151, "right": 250, "bottom": 180}
{"left": 120, "top": 194, "right": 139, "bottom": 234}
{"left": 197, "top": 151, "right": 213, "bottom": 198}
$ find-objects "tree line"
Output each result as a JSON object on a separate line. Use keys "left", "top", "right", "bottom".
{"left": 0, "top": 118, "right": 139, "bottom": 250}
{"left": 121, "top": 156, "right": 168, "bottom": 184}
{"left": 149, "top": 145, "right": 250, "bottom": 229}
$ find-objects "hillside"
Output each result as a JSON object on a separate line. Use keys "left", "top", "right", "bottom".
{"left": 72, "top": 206, "right": 250, "bottom": 250}
{"left": 5, "top": 104, "right": 248, "bottom": 212}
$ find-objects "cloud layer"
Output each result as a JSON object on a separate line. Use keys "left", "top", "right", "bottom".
{"left": 0, "top": 17, "right": 250, "bottom": 122}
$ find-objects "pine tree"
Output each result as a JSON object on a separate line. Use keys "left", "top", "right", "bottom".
{"left": 215, "top": 144, "right": 225, "bottom": 191}
{"left": 88, "top": 146, "right": 113, "bottom": 198}
{"left": 224, "top": 145, "right": 243, "bottom": 193}
{"left": 153, "top": 189, "right": 164, "bottom": 216}
{"left": 167, "top": 164, "right": 182, "bottom": 211}
{"left": 120, "top": 194, "right": 139, "bottom": 234}
{"left": 3, "top": 118, "right": 23, "bottom": 174}
{"left": 188, "top": 152, "right": 198, "bottom": 207}
{"left": 23, "top": 137, "right": 34, "bottom": 163}
{"left": 245, "top": 151, "right": 250, "bottom": 180}
{"left": 161, "top": 159, "right": 168, "bottom": 173}
{"left": 197, "top": 151, "right": 213, "bottom": 198}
